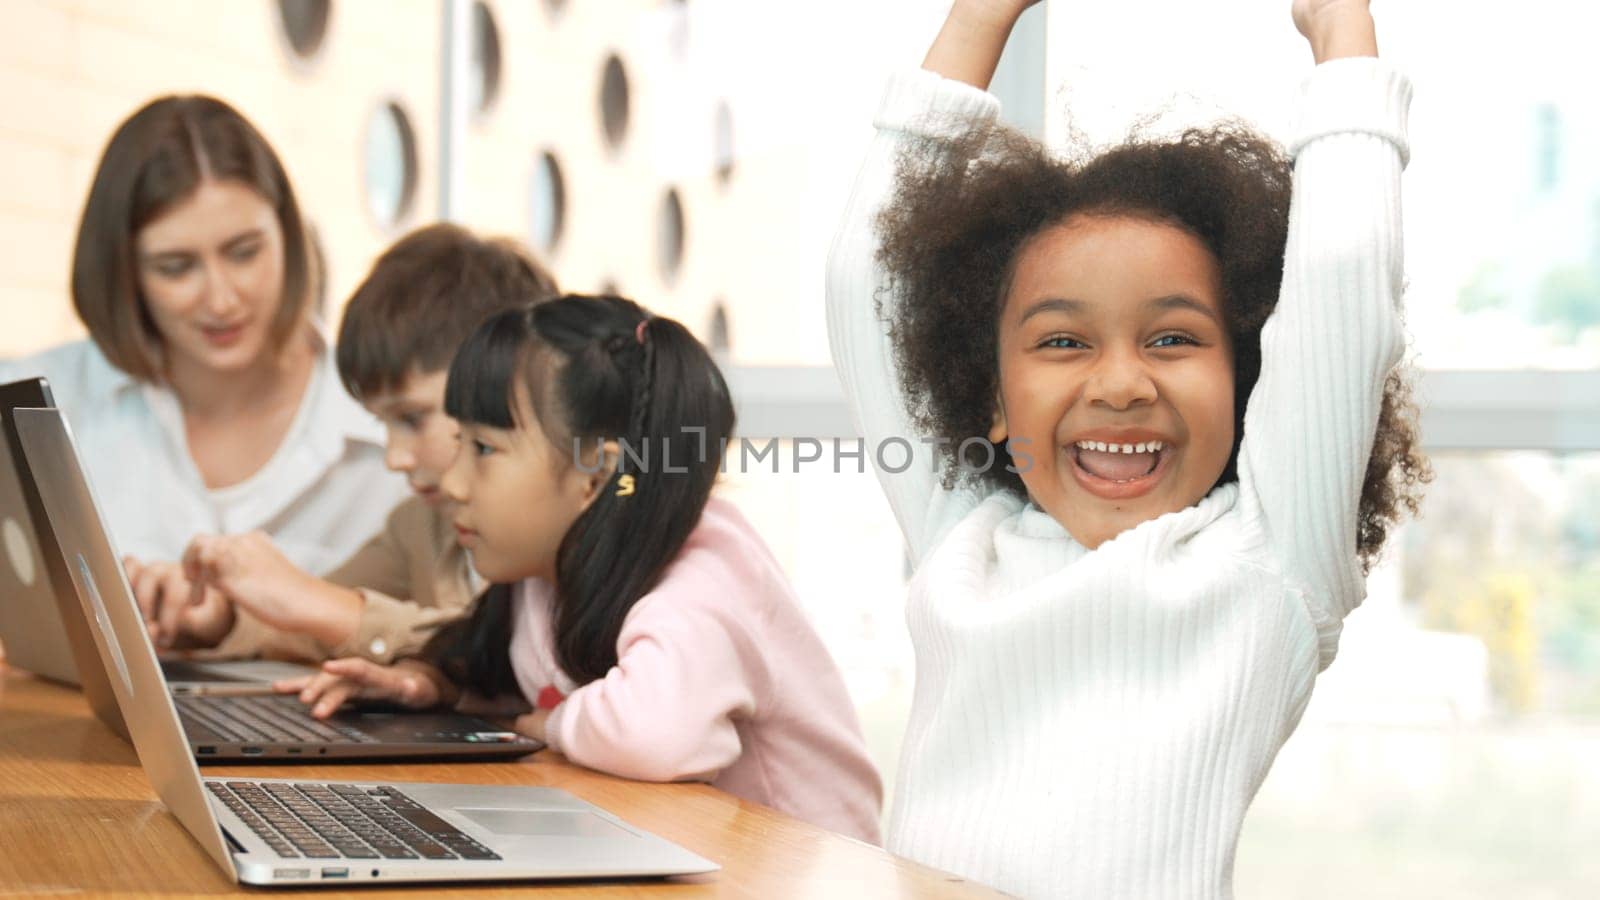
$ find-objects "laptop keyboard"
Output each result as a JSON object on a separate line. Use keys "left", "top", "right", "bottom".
{"left": 207, "top": 782, "right": 501, "bottom": 861}
{"left": 178, "top": 695, "right": 376, "bottom": 745}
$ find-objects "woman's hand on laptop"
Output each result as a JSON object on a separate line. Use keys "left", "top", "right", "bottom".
{"left": 277, "top": 657, "right": 449, "bottom": 719}
{"left": 182, "top": 532, "right": 365, "bottom": 649}
{"left": 122, "top": 555, "right": 235, "bottom": 649}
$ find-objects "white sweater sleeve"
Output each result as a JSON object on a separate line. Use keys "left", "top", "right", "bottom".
{"left": 825, "top": 69, "right": 1001, "bottom": 561}
{"left": 1237, "top": 58, "right": 1412, "bottom": 666}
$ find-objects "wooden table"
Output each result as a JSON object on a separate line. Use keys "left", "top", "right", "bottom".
{"left": 0, "top": 668, "right": 1001, "bottom": 898}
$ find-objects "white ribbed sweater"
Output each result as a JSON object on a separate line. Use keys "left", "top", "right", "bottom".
{"left": 826, "top": 60, "right": 1411, "bottom": 899}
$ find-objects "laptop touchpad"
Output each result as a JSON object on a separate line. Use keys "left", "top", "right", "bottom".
{"left": 460, "top": 808, "right": 631, "bottom": 839}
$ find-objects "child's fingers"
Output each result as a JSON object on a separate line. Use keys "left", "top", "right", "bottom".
{"left": 330, "top": 658, "right": 406, "bottom": 696}
{"left": 181, "top": 535, "right": 217, "bottom": 583}
{"left": 153, "top": 568, "right": 190, "bottom": 647}
{"left": 272, "top": 676, "right": 311, "bottom": 694}
{"left": 309, "top": 658, "right": 412, "bottom": 710}
{"left": 393, "top": 673, "right": 433, "bottom": 707}
{"left": 297, "top": 670, "right": 345, "bottom": 706}
{"left": 129, "top": 563, "right": 164, "bottom": 626}
{"left": 320, "top": 657, "right": 375, "bottom": 678}
{"left": 312, "top": 682, "right": 355, "bottom": 719}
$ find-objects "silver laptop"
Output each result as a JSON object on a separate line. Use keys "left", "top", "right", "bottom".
{"left": 0, "top": 377, "right": 314, "bottom": 694}
{"left": 0, "top": 378, "right": 82, "bottom": 684}
{"left": 7, "top": 389, "right": 543, "bottom": 764}
{"left": 14, "top": 405, "right": 717, "bottom": 886}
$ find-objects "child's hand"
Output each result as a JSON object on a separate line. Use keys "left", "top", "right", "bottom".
{"left": 182, "top": 532, "right": 364, "bottom": 648}
{"left": 928, "top": 0, "right": 1045, "bottom": 89}
{"left": 1291, "top": 0, "right": 1377, "bottom": 63}
{"left": 953, "top": 0, "right": 1043, "bottom": 29}
{"left": 509, "top": 709, "right": 551, "bottom": 743}
{"left": 122, "top": 555, "right": 235, "bottom": 649}
{"left": 276, "top": 657, "right": 443, "bottom": 719}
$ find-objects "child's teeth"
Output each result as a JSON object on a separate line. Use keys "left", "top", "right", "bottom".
{"left": 1075, "top": 440, "right": 1166, "bottom": 452}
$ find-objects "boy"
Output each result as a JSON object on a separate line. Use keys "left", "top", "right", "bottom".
{"left": 133, "top": 224, "right": 558, "bottom": 663}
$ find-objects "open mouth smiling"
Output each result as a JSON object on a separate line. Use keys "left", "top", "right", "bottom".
{"left": 1067, "top": 439, "right": 1174, "bottom": 500}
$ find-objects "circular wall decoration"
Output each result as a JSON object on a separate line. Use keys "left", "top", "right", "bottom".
{"left": 470, "top": 1, "right": 503, "bottom": 117}
{"left": 657, "top": 188, "right": 685, "bottom": 285}
{"left": 708, "top": 300, "right": 730, "bottom": 355}
{"left": 530, "top": 151, "right": 567, "bottom": 254}
{"left": 713, "top": 101, "right": 735, "bottom": 186}
{"left": 276, "top": 0, "right": 330, "bottom": 60}
{"left": 599, "top": 54, "right": 631, "bottom": 151}
{"left": 363, "top": 101, "right": 419, "bottom": 229}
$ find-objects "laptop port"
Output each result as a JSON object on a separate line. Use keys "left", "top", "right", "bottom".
{"left": 287, "top": 747, "right": 302, "bottom": 754}
{"left": 196, "top": 746, "right": 216, "bottom": 754}
{"left": 240, "top": 747, "right": 264, "bottom": 755}
{"left": 273, "top": 868, "right": 309, "bottom": 879}
{"left": 321, "top": 868, "right": 349, "bottom": 879}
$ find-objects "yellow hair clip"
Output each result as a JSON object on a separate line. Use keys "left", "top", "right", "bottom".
{"left": 616, "top": 474, "right": 636, "bottom": 497}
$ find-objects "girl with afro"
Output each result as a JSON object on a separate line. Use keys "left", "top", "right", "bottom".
{"left": 826, "top": 0, "right": 1428, "bottom": 896}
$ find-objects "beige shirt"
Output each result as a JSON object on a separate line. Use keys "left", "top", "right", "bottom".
{"left": 207, "top": 495, "right": 476, "bottom": 664}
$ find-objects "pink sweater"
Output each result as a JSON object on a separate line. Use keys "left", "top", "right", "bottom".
{"left": 507, "top": 497, "right": 883, "bottom": 844}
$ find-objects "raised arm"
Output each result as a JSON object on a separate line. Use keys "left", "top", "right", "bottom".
{"left": 922, "top": 0, "right": 1043, "bottom": 88}
{"left": 1238, "top": 0, "right": 1411, "bottom": 663}
{"left": 825, "top": 1, "right": 1033, "bottom": 559}
{"left": 1293, "top": 0, "right": 1379, "bottom": 64}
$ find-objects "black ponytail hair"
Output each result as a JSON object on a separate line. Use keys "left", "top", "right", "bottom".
{"left": 421, "top": 294, "right": 736, "bottom": 694}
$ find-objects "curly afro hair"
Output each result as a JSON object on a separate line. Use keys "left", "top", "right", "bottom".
{"left": 875, "top": 119, "right": 1429, "bottom": 572}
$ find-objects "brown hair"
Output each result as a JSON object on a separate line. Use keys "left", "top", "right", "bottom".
{"left": 71, "top": 95, "right": 315, "bottom": 382}
{"left": 877, "top": 120, "right": 1430, "bottom": 572}
{"left": 335, "top": 223, "right": 560, "bottom": 401}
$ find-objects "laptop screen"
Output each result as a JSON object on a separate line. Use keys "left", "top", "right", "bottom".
{"left": 0, "top": 378, "right": 79, "bottom": 682}
{"left": 14, "top": 406, "right": 239, "bottom": 882}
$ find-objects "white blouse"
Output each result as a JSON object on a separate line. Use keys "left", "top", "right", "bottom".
{"left": 0, "top": 332, "right": 408, "bottom": 575}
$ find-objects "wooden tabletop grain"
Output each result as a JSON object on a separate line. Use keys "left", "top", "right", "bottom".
{"left": 0, "top": 667, "right": 1003, "bottom": 898}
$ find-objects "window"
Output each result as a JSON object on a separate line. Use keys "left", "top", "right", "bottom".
{"left": 1236, "top": 452, "right": 1600, "bottom": 897}
{"left": 1410, "top": 88, "right": 1600, "bottom": 370}
{"left": 1396, "top": 452, "right": 1600, "bottom": 719}
{"left": 1025, "top": 1, "right": 1600, "bottom": 371}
